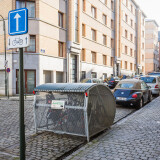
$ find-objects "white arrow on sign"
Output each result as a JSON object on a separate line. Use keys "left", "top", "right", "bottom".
{"left": 14, "top": 13, "right": 21, "bottom": 31}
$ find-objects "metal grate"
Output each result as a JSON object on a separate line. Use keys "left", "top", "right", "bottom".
{"left": 34, "top": 92, "right": 86, "bottom": 136}
{"left": 88, "top": 86, "right": 116, "bottom": 136}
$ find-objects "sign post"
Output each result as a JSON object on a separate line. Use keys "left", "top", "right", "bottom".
{"left": 8, "top": 8, "right": 29, "bottom": 160}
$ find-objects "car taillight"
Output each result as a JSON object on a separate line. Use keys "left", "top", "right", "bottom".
{"left": 132, "top": 94, "right": 137, "bottom": 98}
{"left": 155, "top": 85, "right": 159, "bottom": 88}
{"left": 111, "top": 81, "right": 115, "bottom": 82}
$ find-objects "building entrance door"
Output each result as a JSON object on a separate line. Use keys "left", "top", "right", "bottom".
{"left": 116, "top": 64, "right": 120, "bottom": 76}
{"left": 16, "top": 70, "right": 36, "bottom": 94}
{"left": 70, "top": 54, "right": 77, "bottom": 83}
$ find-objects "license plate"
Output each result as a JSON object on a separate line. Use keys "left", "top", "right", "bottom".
{"left": 116, "top": 97, "right": 127, "bottom": 101}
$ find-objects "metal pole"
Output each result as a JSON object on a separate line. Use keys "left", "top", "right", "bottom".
{"left": 0, "top": 15, "right": 7, "bottom": 96}
{"left": 7, "top": 72, "right": 9, "bottom": 99}
{"left": 19, "top": 48, "right": 25, "bottom": 160}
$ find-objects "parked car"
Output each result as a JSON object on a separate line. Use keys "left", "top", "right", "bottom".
{"left": 113, "top": 79, "right": 152, "bottom": 109}
{"left": 108, "top": 77, "right": 120, "bottom": 89}
{"left": 133, "top": 75, "right": 141, "bottom": 80}
{"left": 81, "top": 78, "right": 109, "bottom": 86}
{"left": 148, "top": 72, "right": 160, "bottom": 77}
{"left": 140, "top": 76, "right": 160, "bottom": 96}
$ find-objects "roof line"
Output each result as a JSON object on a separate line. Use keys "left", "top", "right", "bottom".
{"left": 145, "top": 19, "right": 159, "bottom": 27}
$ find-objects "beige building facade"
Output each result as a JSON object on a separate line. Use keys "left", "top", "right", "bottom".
{"left": 145, "top": 20, "right": 159, "bottom": 74}
{"left": 0, "top": 0, "right": 146, "bottom": 95}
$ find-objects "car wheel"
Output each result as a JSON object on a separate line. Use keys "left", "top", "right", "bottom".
{"left": 136, "top": 98, "right": 143, "bottom": 109}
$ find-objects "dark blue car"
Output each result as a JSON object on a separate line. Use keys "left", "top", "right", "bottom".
{"left": 113, "top": 79, "right": 152, "bottom": 109}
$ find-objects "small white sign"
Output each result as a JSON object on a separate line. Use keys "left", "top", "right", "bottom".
{"left": 51, "top": 100, "right": 65, "bottom": 110}
{"left": 8, "top": 34, "right": 30, "bottom": 49}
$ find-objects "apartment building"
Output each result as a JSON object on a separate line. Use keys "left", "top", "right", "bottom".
{"left": 0, "top": 0, "right": 146, "bottom": 95}
{"left": 118, "top": 0, "right": 146, "bottom": 76}
{"left": 145, "top": 19, "right": 159, "bottom": 74}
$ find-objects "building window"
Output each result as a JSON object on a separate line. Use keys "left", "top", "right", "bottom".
{"left": 102, "top": 0, "right": 107, "bottom": 5}
{"left": 103, "top": 55, "right": 107, "bottom": 65}
{"left": 125, "top": 30, "right": 128, "bottom": 38}
{"left": 91, "top": 29, "right": 96, "bottom": 41}
{"left": 111, "top": 0, "right": 114, "bottom": 11}
{"left": 134, "top": 50, "right": 136, "bottom": 57}
{"left": 126, "top": 0, "right": 128, "bottom": 7}
{"left": 58, "top": 12, "right": 63, "bottom": 28}
{"left": 25, "top": 35, "right": 36, "bottom": 52}
{"left": 16, "top": 0, "right": 35, "bottom": 18}
{"left": 91, "top": 72, "right": 97, "bottom": 78}
{"left": 142, "top": 66, "right": 144, "bottom": 73}
{"left": 82, "top": 0, "right": 86, "bottom": 12}
{"left": 91, "top": 51, "right": 96, "bottom": 63}
{"left": 81, "top": 71, "right": 86, "bottom": 81}
{"left": 125, "top": 46, "right": 128, "bottom": 54}
{"left": 103, "top": 34, "right": 107, "bottom": 45}
{"left": 111, "top": 19, "right": 114, "bottom": 29}
{"left": 121, "top": 61, "right": 123, "bottom": 68}
{"left": 142, "top": 43, "right": 144, "bottom": 49}
{"left": 111, "top": 57, "right": 114, "bottom": 67}
{"left": 143, "top": 18, "right": 145, "bottom": 26}
{"left": 135, "top": 22, "right": 136, "bottom": 29}
{"left": 91, "top": 6, "right": 96, "bottom": 19}
{"left": 130, "top": 19, "right": 133, "bottom": 27}
{"left": 134, "top": 64, "right": 136, "bottom": 71}
{"left": 58, "top": 42, "right": 64, "bottom": 57}
{"left": 103, "top": 73, "right": 107, "bottom": 80}
{"left": 142, "top": 55, "right": 144, "bottom": 61}
{"left": 142, "top": 31, "right": 144, "bottom": 38}
{"left": 102, "top": 14, "right": 107, "bottom": 25}
{"left": 111, "top": 38, "right": 114, "bottom": 48}
{"left": 75, "top": 0, "right": 79, "bottom": 42}
{"left": 131, "top": 5, "right": 133, "bottom": 13}
{"left": 125, "top": 14, "right": 128, "bottom": 23}
{"left": 130, "top": 48, "right": 133, "bottom": 56}
{"left": 81, "top": 49, "right": 86, "bottom": 61}
{"left": 130, "top": 63, "right": 132, "bottom": 70}
{"left": 82, "top": 24, "right": 86, "bottom": 37}
{"left": 130, "top": 34, "right": 133, "bottom": 41}
{"left": 125, "top": 61, "right": 127, "bottom": 69}
{"left": 134, "top": 36, "right": 136, "bottom": 43}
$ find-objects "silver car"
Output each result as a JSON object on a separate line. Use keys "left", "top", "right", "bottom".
{"left": 140, "top": 76, "right": 160, "bottom": 95}
{"left": 81, "top": 78, "right": 109, "bottom": 86}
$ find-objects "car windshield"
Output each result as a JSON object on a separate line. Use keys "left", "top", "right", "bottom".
{"left": 141, "top": 77, "right": 156, "bottom": 83}
{"left": 148, "top": 73, "right": 160, "bottom": 77}
{"left": 117, "top": 83, "right": 134, "bottom": 89}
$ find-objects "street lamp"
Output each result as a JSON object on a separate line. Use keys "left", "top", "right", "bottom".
{"left": 0, "top": 15, "right": 7, "bottom": 96}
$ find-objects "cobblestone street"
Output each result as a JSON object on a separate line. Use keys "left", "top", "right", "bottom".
{"left": 0, "top": 96, "right": 135, "bottom": 160}
{"left": 65, "top": 97, "right": 160, "bottom": 160}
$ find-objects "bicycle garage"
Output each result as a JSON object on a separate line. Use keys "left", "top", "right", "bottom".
{"left": 33, "top": 83, "right": 116, "bottom": 141}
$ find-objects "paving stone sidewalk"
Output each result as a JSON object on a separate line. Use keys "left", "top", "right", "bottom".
{"left": 65, "top": 97, "right": 160, "bottom": 160}
{"left": 0, "top": 97, "right": 135, "bottom": 160}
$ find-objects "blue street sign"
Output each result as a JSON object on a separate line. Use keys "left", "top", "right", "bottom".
{"left": 8, "top": 8, "right": 28, "bottom": 36}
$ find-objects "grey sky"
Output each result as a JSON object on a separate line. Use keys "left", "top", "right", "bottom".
{"left": 135, "top": 0, "right": 160, "bottom": 28}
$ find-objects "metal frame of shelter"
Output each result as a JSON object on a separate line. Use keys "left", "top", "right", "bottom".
{"left": 33, "top": 83, "right": 116, "bottom": 142}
